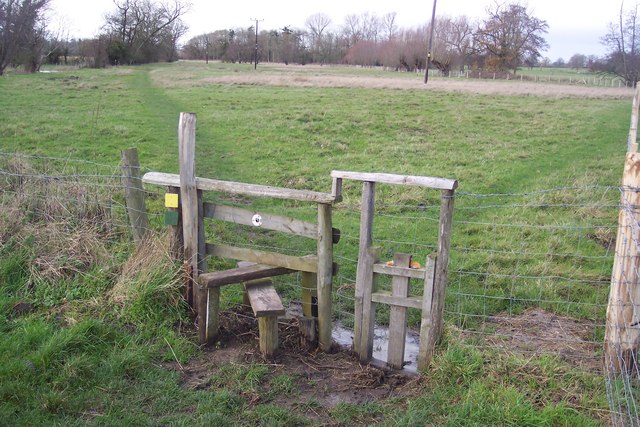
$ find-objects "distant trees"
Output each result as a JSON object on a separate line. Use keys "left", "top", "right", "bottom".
{"left": 474, "top": 2, "right": 548, "bottom": 74}
{"left": 101, "top": 0, "right": 188, "bottom": 65}
{"left": 601, "top": 2, "right": 640, "bottom": 87}
{"left": 0, "top": 0, "right": 50, "bottom": 75}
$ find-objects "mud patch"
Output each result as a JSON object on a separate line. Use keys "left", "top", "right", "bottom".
{"left": 166, "top": 306, "right": 423, "bottom": 424}
{"left": 464, "top": 308, "right": 602, "bottom": 372}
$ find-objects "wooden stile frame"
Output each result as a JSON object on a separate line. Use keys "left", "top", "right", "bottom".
{"left": 334, "top": 170, "right": 456, "bottom": 371}
{"left": 142, "top": 113, "right": 339, "bottom": 352}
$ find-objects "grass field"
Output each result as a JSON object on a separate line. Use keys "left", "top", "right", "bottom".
{"left": 0, "top": 61, "right": 635, "bottom": 425}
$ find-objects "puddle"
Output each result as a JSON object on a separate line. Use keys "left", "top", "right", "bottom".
{"left": 332, "top": 321, "right": 420, "bottom": 373}
{"left": 286, "top": 302, "right": 420, "bottom": 373}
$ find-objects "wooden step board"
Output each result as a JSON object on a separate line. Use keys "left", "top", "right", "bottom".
{"left": 199, "top": 263, "right": 293, "bottom": 288}
{"left": 245, "top": 279, "right": 285, "bottom": 317}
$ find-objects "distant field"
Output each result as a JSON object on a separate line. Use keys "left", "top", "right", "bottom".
{"left": 0, "top": 61, "right": 634, "bottom": 425}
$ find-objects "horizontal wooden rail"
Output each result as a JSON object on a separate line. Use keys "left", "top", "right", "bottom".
{"left": 373, "top": 263, "right": 429, "bottom": 279}
{"left": 331, "top": 170, "right": 458, "bottom": 190}
{"left": 199, "top": 264, "right": 293, "bottom": 288}
{"left": 206, "top": 243, "right": 319, "bottom": 273}
{"left": 371, "top": 291, "right": 423, "bottom": 310}
{"left": 204, "top": 203, "right": 317, "bottom": 239}
{"left": 143, "top": 172, "right": 336, "bottom": 204}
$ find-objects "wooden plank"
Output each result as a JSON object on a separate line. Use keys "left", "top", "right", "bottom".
{"left": 206, "top": 244, "right": 318, "bottom": 273}
{"left": 606, "top": 151, "right": 640, "bottom": 373}
{"left": 331, "top": 170, "right": 458, "bottom": 191}
{"left": 387, "top": 253, "right": 412, "bottom": 370}
{"left": 354, "top": 181, "right": 375, "bottom": 355}
{"left": 179, "top": 113, "right": 199, "bottom": 315}
{"left": 199, "top": 264, "right": 293, "bottom": 288}
{"left": 317, "top": 203, "right": 334, "bottom": 352}
{"left": 203, "top": 202, "right": 318, "bottom": 239}
{"left": 258, "top": 316, "right": 279, "bottom": 358}
{"left": 142, "top": 171, "right": 336, "bottom": 204}
{"left": 373, "top": 263, "right": 427, "bottom": 279}
{"left": 244, "top": 279, "right": 285, "bottom": 317}
{"left": 121, "top": 148, "right": 149, "bottom": 244}
{"left": 371, "top": 291, "right": 423, "bottom": 310}
{"left": 358, "top": 246, "right": 380, "bottom": 362}
{"left": 418, "top": 256, "right": 437, "bottom": 371}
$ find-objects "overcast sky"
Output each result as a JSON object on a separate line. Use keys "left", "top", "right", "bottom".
{"left": 49, "top": 0, "right": 617, "bottom": 60}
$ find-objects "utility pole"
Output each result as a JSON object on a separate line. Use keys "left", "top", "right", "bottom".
{"left": 424, "top": 0, "right": 438, "bottom": 84}
{"left": 250, "top": 18, "right": 263, "bottom": 70}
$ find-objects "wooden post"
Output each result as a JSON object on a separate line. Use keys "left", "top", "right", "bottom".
{"left": 358, "top": 246, "right": 380, "bottom": 362}
{"left": 317, "top": 203, "right": 334, "bottom": 352}
{"left": 629, "top": 87, "right": 640, "bottom": 152}
{"left": 167, "top": 186, "right": 183, "bottom": 261}
{"left": 178, "top": 113, "right": 205, "bottom": 343}
{"left": 418, "top": 256, "right": 437, "bottom": 371}
{"left": 121, "top": 148, "right": 149, "bottom": 244}
{"left": 354, "top": 181, "right": 375, "bottom": 353}
{"left": 421, "top": 189, "right": 455, "bottom": 362}
{"left": 606, "top": 151, "right": 640, "bottom": 373}
{"left": 301, "top": 272, "right": 318, "bottom": 317}
{"left": 387, "top": 253, "right": 412, "bottom": 369}
{"left": 259, "top": 316, "right": 279, "bottom": 357}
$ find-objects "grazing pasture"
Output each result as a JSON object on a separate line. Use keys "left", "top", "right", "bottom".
{"left": 0, "top": 61, "right": 634, "bottom": 425}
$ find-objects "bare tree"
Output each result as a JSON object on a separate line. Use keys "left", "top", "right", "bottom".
{"left": 102, "top": 0, "right": 188, "bottom": 65}
{"left": 474, "top": 2, "right": 548, "bottom": 74}
{"left": 602, "top": 2, "right": 640, "bottom": 87}
{"left": 305, "top": 13, "right": 331, "bottom": 63}
{"left": 0, "top": 0, "right": 50, "bottom": 75}
{"left": 381, "top": 12, "right": 397, "bottom": 41}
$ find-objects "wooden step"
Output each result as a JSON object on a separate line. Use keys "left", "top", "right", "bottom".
{"left": 244, "top": 279, "right": 285, "bottom": 317}
{"left": 198, "top": 264, "right": 293, "bottom": 288}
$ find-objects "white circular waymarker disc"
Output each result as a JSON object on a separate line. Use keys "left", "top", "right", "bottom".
{"left": 251, "top": 214, "right": 263, "bottom": 227}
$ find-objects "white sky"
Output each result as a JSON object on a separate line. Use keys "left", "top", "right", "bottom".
{"left": 49, "top": 0, "right": 617, "bottom": 60}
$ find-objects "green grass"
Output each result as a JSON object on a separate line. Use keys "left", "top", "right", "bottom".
{"left": 0, "top": 61, "right": 632, "bottom": 425}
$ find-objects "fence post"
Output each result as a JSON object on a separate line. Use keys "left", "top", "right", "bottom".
{"left": 421, "top": 189, "right": 455, "bottom": 365}
{"left": 606, "top": 152, "right": 640, "bottom": 373}
{"left": 121, "top": 148, "right": 149, "bottom": 244}
{"left": 317, "top": 203, "right": 334, "bottom": 352}
{"left": 178, "top": 112, "right": 209, "bottom": 345}
{"left": 353, "top": 181, "right": 375, "bottom": 355}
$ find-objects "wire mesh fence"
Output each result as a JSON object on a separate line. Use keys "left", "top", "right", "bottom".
{"left": 0, "top": 150, "right": 638, "bottom": 424}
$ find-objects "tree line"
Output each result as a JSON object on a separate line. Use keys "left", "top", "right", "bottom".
{"left": 2, "top": 0, "right": 640, "bottom": 87}
{"left": 182, "top": 4, "right": 551, "bottom": 75}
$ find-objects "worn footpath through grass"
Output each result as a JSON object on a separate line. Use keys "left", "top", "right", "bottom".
{"left": 0, "top": 61, "right": 633, "bottom": 425}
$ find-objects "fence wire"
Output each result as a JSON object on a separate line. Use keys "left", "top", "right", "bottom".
{"left": 0, "top": 151, "right": 638, "bottom": 424}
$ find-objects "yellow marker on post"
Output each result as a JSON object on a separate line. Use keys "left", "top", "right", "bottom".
{"left": 165, "top": 193, "right": 179, "bottom": 208}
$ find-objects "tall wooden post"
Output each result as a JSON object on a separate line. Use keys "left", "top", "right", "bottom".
{"left": 606, "top": 151, "right": 640, "bottom": 372}
{"left": 421, "top": 189, "right": 455, "bottom": 365}
{"left": 354, "top": 181, "right": 375, "bottom": 354}
{"left": 317, "top": 203, "right": 334, "bottom": 352}
{"left": 121, "top": 148, "right": 149, "bottom": 244}
{"left": 178, "top": 113, "right": 207, "bottom": 344}
{"left": 387, "top": 253, "right": 412, "bottom": 369}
